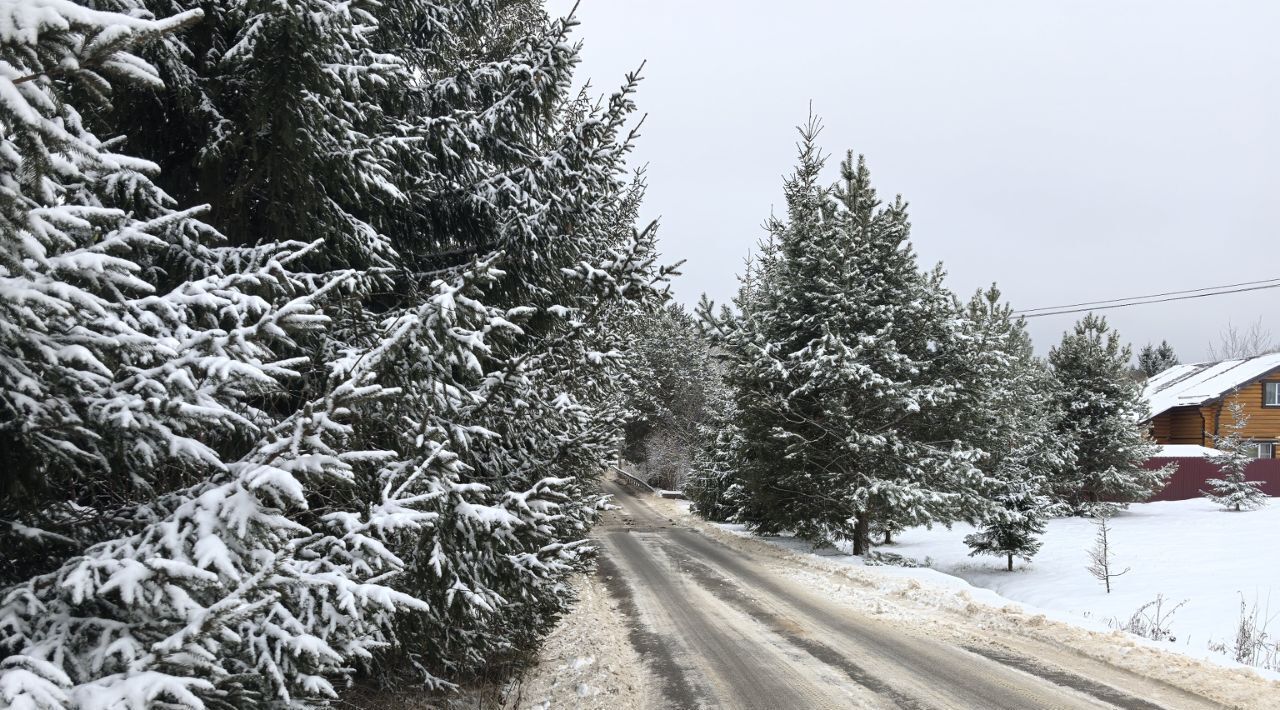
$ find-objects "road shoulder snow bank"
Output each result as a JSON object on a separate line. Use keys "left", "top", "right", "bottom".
{"left": 505, "top": 569, "right": 656, "bottom": 709}
{"left": 342, "top": 570, "right": 654, "bottom": 709}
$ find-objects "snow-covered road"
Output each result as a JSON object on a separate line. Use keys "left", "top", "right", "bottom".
{"left": 595, "top": 479, "right": 1278, "bottom": 709}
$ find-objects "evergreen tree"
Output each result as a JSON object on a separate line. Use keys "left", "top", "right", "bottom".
{"left": 1048, "top": 315, "right": 1169, "bottom": 512}
{"left": 687, "top": 411, "right": 747, "bottom": 521}
{"left": 965, "top": 475, "right": 1054, "bottom": 571}
{"left": 1, "top": 1, "right": 674, "bottom": 705}
{"left": 622, "top": 302, "right": 726, "bottom": 489}
{"left": 1137, "top": 340, "right": 1179, "bottom": 378}
{"left": 95, "top": 0, "right": 407, "bottom": 269}
{"left": 1203, "top": 402, "right": 1269, "bottom": 512}
{"left": 701, "top": 119, "right": 982, "bottom": 554}
{"left": 0, "top": 3, "right": 424, "bottom": 705}
{"left": 952, "top": 287, "right": 1067, "bottom": 570}
{"left": 686, "top": 258, "right": 766, "bottom": 522}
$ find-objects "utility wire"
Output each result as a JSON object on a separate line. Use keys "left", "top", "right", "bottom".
{"left": 1017, "top": 282, "right": 1280, "bottom": 319}
{"left": 1017, "top": 276, "right": 1280, "bottom": 314}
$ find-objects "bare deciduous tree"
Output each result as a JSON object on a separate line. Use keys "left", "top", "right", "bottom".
{"left": 1207, "top": 318, "right": 1277, "bottom": 361}
{"left": 1087, "top": 510, "right": 1130, "bottom": 594}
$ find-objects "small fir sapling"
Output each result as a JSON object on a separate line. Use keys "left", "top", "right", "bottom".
{"left": 1086, "top": 508, "right": 1129, "bottom": 594}
{"left": 1203, "top": 401, "right": 1269, "bottom": 512}
{"left": 964, "top": 476, "right": 1054, "bottom": 572}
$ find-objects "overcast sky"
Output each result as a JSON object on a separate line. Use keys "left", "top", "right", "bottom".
{"left": 548, "top": 0, "right": 1280, "bottom": 361}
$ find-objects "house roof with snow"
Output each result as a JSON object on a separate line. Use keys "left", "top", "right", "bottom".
{"left": 1142, "top": 352, "right": 1280, "bottom": 420}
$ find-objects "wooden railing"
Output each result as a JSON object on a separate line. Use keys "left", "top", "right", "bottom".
{"left": 609, "top": 464, "right": 655, "bottom": 492}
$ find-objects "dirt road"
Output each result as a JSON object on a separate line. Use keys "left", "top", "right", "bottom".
{"left": 595, "top": 480, "right": 1273, "bottom": 709}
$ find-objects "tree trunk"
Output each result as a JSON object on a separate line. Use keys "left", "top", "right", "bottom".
{"left": 852, "top": 514, "right": 870, "bottom": 556}
{"left": 1007, "top": 553, "right": 1013, "bottom": 572}
{"left": 883, "top": 530, "right": 892, "bottom": 545}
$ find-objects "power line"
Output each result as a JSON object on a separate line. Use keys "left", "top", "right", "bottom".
{"left": 1016, "top": 277, "right": 1280, "bottom": 314}
{"left": 1018, "top": 282, "right": 1280, "bottom": 319}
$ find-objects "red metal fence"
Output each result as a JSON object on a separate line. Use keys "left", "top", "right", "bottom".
{"left": 1143, "top": 457, "right": 1280, "bottom": 501}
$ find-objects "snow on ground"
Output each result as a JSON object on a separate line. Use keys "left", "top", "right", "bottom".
{"left": 658, "top": 498, "right": 1280, "bottom": 707}
{"left": 713, "top": 497, "right": 1280, "bottom": 679}
{"left": 510, "top": 570, "right": 656, "bottom": 709}
{"left": 895, "top": 498, "right": 1280, "bottom": 671}
{"left": 345, "top": 572, "right": 654, "bottom": 710}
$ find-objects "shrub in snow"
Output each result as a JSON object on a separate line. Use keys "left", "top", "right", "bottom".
{"left": 1107, "top": 594, "right": 1187, "bottom": 642}
{"left": 1217, "top": 594, "right": 1278, "bottom": 670}
{"left": 863, "top": 551, "right": 931, "bottom": 568}
{"left": 1203, "top": 402, "right": 1269, "bottom": 512}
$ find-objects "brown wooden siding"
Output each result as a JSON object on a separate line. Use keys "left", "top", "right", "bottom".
{"left": 1152, "top": 406, "right": 1208, "bottom": 445}
{"left": 1163, "top": 406, "right": 1205, "bottom": 445}
{"left": 1150, "top": 411, "right": 1172, "bottom": 442}
{"left": 1202, "top": 379, "right": 1280, "bottom": 442}
{"left": 1149, "top": 375, "right": 1280, "bottom": 447}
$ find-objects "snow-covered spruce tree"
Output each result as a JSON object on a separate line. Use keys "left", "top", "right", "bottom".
{"left": 1203, "top": 402, "right": 1269, "bottom": 512}
{"left": 1048, "top": 314, "right": 1169, "bottom": 513}
{"left": 701, "top": 119, "right": 983, "bottom": 554}
{"left": 686, "top": 409, "right": 747, "bottom": 521}
{"left": 1137, "top": 340, "right": 1179, "bottom": 378}
{"left": 0, "top": 3, "right": 443, "bottom": 707}
{"left": 104, "top": 0, "right": 671, "bottom": 688}
{"left": 951, "top": 287, "right": 1067, "bottom": 571}
{"left": 2, "top": 1, "right": 673, "bottom": 706}
{"left": 364, "top": 19, "right": 673, "bottom": 681}
{"left": 687, "top": 248, "right": 774, "bottom": 522}
{"left": 622, "top": 302, "right": 726, "bottom": 489}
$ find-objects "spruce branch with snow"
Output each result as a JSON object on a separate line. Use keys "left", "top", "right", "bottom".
{"left": 0, "top": 2, "right": 420, "bottom": 706}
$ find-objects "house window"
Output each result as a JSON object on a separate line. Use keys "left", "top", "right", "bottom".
{"left": 1252, "top": 441, "right": 1276, "bottom": 459}
{"left": 1265, "top": 382, "right": 1280, "bottom": 407}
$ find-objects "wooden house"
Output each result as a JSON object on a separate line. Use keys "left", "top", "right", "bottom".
{"left": 1143, "top": 353, "right": 1280, "bottom": 458}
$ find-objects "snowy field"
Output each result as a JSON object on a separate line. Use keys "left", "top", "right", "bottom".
{"left": 713, "top": 498, "right": 1280, "bottom": 676}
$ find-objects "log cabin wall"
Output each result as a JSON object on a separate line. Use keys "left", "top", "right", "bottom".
{"left": 1200, "top": 378, "right": 1280, "bottom": 442}
{"left": 1150, "top": 411, "right": 1172, "bottom": 442}
{"left": 1149, "top": 406, "right": 1206, "bottom": 445}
